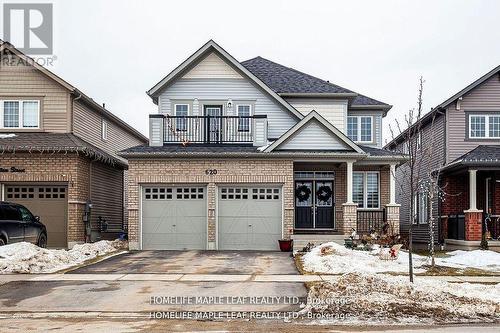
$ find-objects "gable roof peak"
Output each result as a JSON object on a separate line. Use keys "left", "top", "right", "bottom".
{"left": 264, "top": 110, "right": 364, "bottom": 153}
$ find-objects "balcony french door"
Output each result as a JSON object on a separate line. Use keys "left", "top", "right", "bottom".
{"left": 204, "top": 105, "right": 222, "bottom": 143}
{"left": 294, "top": 172, "right": 335, "bottom": 229}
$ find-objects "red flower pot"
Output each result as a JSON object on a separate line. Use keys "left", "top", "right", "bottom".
{"left": 278, "top": 239, "right": 293, "bottom": 252}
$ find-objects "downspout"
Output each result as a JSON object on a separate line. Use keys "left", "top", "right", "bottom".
{"left": 71, "top": 92, "right": 82, "bottom": 133}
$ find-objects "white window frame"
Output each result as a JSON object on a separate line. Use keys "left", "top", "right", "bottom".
{"left": 174, "top": 104, "right": 189, "bottom": 132}
{"left": 101, "top": 119, "right": 108, "bottom": 141}
{"left": 413, "top": 191, "right": 429, "bottom": 224}
{"left": 236, "top": 104, "right": 252, "bottom": 132}
{"left": 469, "top": 114, "right": 500, "bottom": 139}
{"left": 353, "top": 171, "right": 380, "bottom": 209}
{"left": 0, "top": 100, "right": 40, "bottom": 129}
{"left": 347, "top": 115, "right": 373, "bottom": 143}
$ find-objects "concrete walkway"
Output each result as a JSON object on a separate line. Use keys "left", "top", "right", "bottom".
{"left": 1, "top": 273, "right": 499, "bottom": 283}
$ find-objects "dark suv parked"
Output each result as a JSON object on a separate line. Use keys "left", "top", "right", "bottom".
{"left": 0, "top": 202, "right": 47, "bottom": 247}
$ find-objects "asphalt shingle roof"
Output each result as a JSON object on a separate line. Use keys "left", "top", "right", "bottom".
{"left": 0, "top": 132, "right": 126, "bottom": 167}
{"left": 454, "top": 145, "right": 500, "bottom": 164}
{"left": 241, "top": 57, "right": 389, "bottom": 107}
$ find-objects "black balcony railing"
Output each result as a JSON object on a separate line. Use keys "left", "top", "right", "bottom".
{"left": 161, "top": 115, "right": 264, "bottom": 144}
{"left": 357, "top": 209, "right": 386, "bottom": 234}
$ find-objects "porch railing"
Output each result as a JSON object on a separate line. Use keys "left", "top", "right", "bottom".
{"left": 357, "top": 209, "right": 386, "bottom": 234}
{"left": 446, "top": 214, "right": 466, "bottom": 240}
{"left": 485, "top": 214, "right": 500, "bottom": 240}
{"left": 160, "top": 115, "right": 265, "bottom": 144}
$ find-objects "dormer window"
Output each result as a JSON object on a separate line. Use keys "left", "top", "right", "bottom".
{"left": 1, "top": 100, "right": 40, "bottom": 129}
{"left": 347, "top": 116, "right": 372, "bottom": 143}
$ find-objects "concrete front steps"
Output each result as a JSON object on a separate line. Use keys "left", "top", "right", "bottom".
{"left": 291, "top": 234, "right": 346, "bottom": 252}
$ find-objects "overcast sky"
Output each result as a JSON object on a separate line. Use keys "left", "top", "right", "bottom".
{"left": 3, "top": 0, "right": 500, "bottom": 144}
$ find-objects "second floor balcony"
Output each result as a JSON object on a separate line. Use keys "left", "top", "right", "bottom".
{"left": 149, "top": 114, "right": 268, "bottom": 146}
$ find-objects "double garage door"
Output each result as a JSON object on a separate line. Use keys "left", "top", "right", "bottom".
{"left": 141, "top": 185, "right": 282, "bottom": 250}
{"left": 4, "top": 184, "right": 68, "bottom": 248}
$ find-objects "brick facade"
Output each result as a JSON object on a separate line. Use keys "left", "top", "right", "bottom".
{"left": 0, "top": 153, "right": 124, "bottom": 247}
{"left": 126, "top": 158, "right": 398, "bottom": 250}
{"left": 464, "top": 211, "right": 482, "bottom": 241}
{"left": 126, "top": 158, "right": 294, "bottom": 250}
{"left": 441, "top": 174, "right": 469, "bottom": 215}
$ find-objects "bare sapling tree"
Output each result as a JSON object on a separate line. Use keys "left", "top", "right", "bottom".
{"left": 389, "top": 76, "right": 427, "bottom": 282}
{"left": 420, "top": 111, "right": 446, "bottom": 268}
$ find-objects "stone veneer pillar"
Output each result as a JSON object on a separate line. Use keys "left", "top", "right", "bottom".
{"left": 385, "top": 204, "right": 400, "bottom": 235}
{"left": 342, "top": 203, "right": 358, "bottom": 235}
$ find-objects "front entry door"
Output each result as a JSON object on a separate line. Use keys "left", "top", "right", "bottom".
{"left": 295, "top": 178, "right": 335, "bottom": 229}
{"left": 204, "top": 105, "right": 222, "bottom": 143}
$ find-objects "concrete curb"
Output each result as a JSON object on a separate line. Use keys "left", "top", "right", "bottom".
{"left": 0, "top": 273, "right": 498, "bottom": 283}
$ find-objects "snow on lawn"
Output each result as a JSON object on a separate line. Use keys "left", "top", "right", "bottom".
{"left": 0, "top": 240, "right": 126, "bottom": 274}
{"left": 301, "top": 242, "right": 500, "bottom": 274}
{"left": 436, "top": 250, "right": 500, "bottom": 271}
{"left": 302, "top": 242, "right": 426, "bottom": 274}
{"left": 301, "top": 273, "right": 500, "bottom": 324}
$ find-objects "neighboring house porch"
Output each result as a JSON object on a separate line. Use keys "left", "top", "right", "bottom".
{"left": 439, "top": 146, "right": 500, "bottom": 250}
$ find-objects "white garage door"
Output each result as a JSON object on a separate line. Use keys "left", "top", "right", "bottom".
{"left": 142, "top": 186, "right": 206, "bottom": 250}
{"left": 218, "top": 186, "right": 282, "bottom": 250}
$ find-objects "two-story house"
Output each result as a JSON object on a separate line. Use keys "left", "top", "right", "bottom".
{"left": 120, "top": 40, "right": 405, "bottom": 251}
{"left": 0, "top": 40, "right": 147, "bottom": 248}
{"left": 386, "top": 65, "right": 500, "bottom": 250}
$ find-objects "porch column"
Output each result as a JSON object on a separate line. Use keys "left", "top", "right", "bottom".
{"left": 346, "top": 161, "right": 354, "bottom": 204}
{"left": 468, "top": 169, "right": 478, "bottom": 211}
{"left": 343, "top": 161, "right": 357, "bottom": 235}
{"left": 389, "top": 163, "right": 397, "bottom": 205}
{"left": 464, "top": 169, "right": 483, "bottom": 241}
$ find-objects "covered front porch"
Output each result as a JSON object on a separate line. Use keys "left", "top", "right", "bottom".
{"left": 291, "top": 160, "right": 400, "bottom": 250}
{"left": 440, "top": 165, "right": 500, "bottom": 250}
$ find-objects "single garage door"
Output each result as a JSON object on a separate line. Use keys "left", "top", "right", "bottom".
{"left": 5, "top": 185, "right": 68, "bottom": 248}
{"left": 218, "top": 186, "right": 282, "bottom": 250}
{"left": 142, "top": 186, "right": 207, "bottom": 250}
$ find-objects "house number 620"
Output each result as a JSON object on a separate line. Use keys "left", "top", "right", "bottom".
{"left": 205, "top": 169, "right": 218, "bottom": 175}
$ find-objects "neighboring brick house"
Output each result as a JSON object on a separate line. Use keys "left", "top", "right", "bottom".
{"left": 0, "top": 40, "right": 147, "bottom": 248}
{"left": 120, "top": 40, "right": 405, "bottom": 251}
{"left": 386, "top": 65, "right": 500, "bottom": 250}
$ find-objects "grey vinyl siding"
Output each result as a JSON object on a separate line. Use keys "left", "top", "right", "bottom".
{"left": 278, "top": 119, "right": 350, "bottom": 150}
{"left": 0, "top": 53, "right": 70, "bottom": 132}
{"left": 395, "top": 112, "right": 446, "bottom": 243}
{"left": 156, "top": 78, "right": 297, "bottom": 139}
{"left": 347, "top": 111, "right": 383, "bottom": 148}
{"left": 73, "top": 100, "right": 145, "bottom": 162}
{"left": 447, "top": 74, "right": 500, "bottom": 163}
{"left": 90, "top": 161, "right": 124, "bottom": 231}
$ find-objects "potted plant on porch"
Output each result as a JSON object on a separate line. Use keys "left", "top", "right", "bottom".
{"left": 278, "top": 229, "right": 294, "bottom": 252}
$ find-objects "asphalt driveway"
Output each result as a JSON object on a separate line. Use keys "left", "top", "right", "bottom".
{"left": 70, "top": 250, "right": 298, "bottom": 275}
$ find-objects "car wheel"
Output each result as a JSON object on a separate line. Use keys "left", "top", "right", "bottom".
{"left": 0, "top": 238, "right": 5, "bottom": 246}
{"left": 37, "top": 233, "right": 47, "bottom": 248}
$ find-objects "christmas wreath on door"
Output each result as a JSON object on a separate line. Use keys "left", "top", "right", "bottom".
{"left": 295, "top": 184, "right": 311, "bottom": 202}
{"left": 316, "top": 185, "right": 333, "bottom": 203}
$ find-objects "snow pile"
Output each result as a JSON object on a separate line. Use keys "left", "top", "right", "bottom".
{"left": 301, "top": 242, "right": 427, "bottom": 274}
{"left": 0, "top": 240, "right": 126, "bottom": 274}
{"left": 301, "top": 273, "right": 500, "bottom": 324}
{"left": 301, "top": 242, "right": 500, "bottom": 274}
